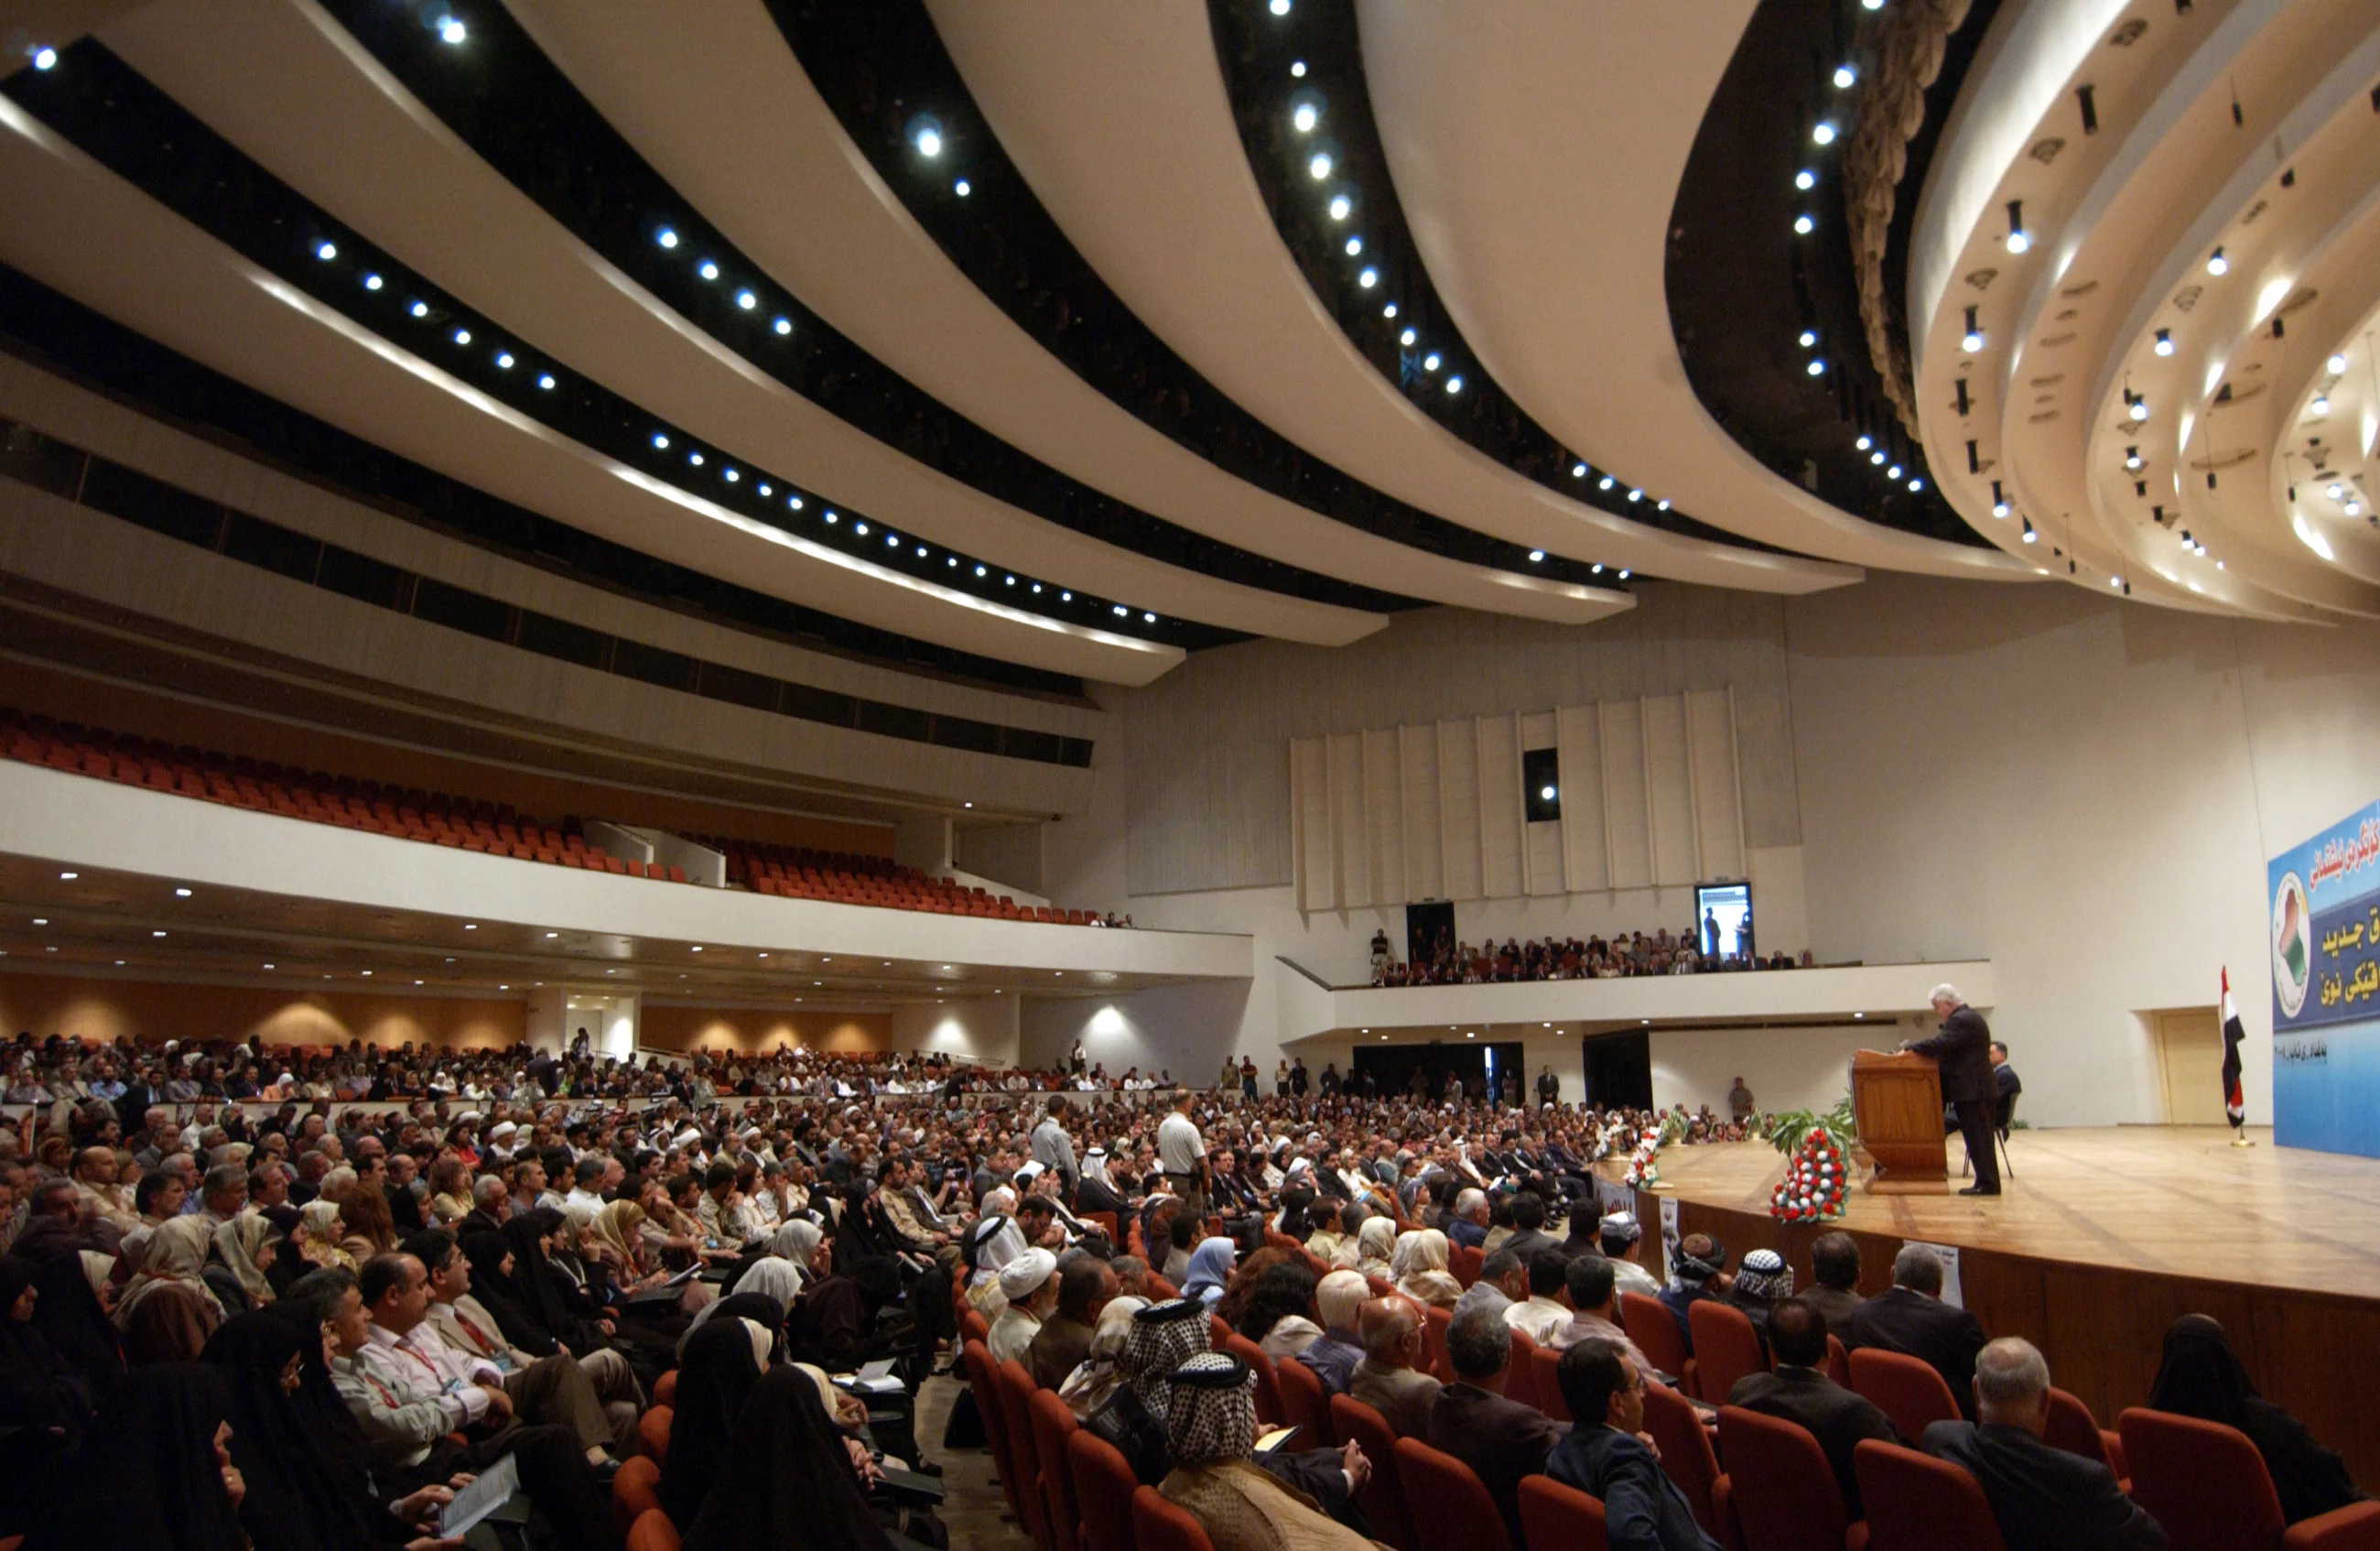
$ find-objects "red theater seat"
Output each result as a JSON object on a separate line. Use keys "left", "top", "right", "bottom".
{"left": 1330, "top": 1394, "right": 1415, "bottom": 1551}
{"left": 1518, "top": 1474, "right": 1611, "bottom": 1551}
{"left": 1848, "top": 1350, "right": 1961, "bottom": 1443}
{"left": 2119, "top": 1408, "right": 2380, "bottom": 1551}
{"left": 1853, "top": 1439, "right": 2002, "bottom": 1551}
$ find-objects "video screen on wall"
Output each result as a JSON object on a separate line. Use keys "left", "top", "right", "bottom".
{"left": 1694, "top": 881, "right": 1754, "bottom": 961}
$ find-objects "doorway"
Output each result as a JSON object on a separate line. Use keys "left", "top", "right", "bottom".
{"left": 1581, "top": 1029, "right": 1653, "bottom": 1111}
{"left": 1405, "top": 901, "right": 1455, "bottom": 972}
{"left": 2154, "top": 1008, "right": 2226, "bottom": 1124}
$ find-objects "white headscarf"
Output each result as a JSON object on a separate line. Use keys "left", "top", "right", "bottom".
{"left": 767, "top": 1219, "right": 822, "bottom": 1277}
{"left": 1058, "top": 1295, "right": 1147, "bottom": 1417}
{"left": 730, "top": 1256, "right": 803, "bottom": 1311}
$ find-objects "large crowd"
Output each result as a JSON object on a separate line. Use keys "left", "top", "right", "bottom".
{"left": 1368, "top": 927, "right": 1809, "bottom": 987}
{"left": 0, "top": 1027, "right": 2363, "bottom": 1551}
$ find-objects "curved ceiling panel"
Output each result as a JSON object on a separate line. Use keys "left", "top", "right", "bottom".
{"left": 922, "top": 0, "right": 1855, "bottom": 596}
{"left": 0, "top": 90, "right": 1183, "bottom": 685}
{"left": 1351, "top": 1, "right": 2035, "bottom": 582}
{"left": 96, "top": 0, "right": 1375, "bottom": 650}
{"left": 501, "top": 0, "right": 1617, "bottom": 629}
{"left": 1907, "top": 0, "right": 2380, "bottom": 622}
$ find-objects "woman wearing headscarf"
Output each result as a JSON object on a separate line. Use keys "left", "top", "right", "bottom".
{"left": 2147, "top": 1314, "right": 2363, "bottom": 1525}
{"left": 0, "top": 1256, "right": 92, "bottom": 1535}
{"left": 1389, "top": 1230, "right": 1462, "bottom": 1310}
{"left": 661, "top": 1318, "right": 766, "bottom": 1529}
{"left": 678, "top": 1291, "right": 789, "bottom": 1365}
{"left": 201, "top": 1308, "right": 407, "bottom": 1548}
{"left": 1155, "top": 1353, "right": 1382, "bottom": 1551}
{"left": 116, "top": 1215, "right": 226, "bottom": 1365}
{"left": 681, "top": 1364, "right": 930, "bottom": 1551}
{"left": 27, "top": 1251, "right": 122, "bottom": 1401}
{"left": 203, "top": 1215, "right": 280, "bottom": 1318}
{"left": 1058, "top": 1295, "right": 1148, "bottom": 1419}
{"left": 459, "top": 1229, "right": 561, "bottom": 1359}
{"left": 21, "top": 1363, "right": 247, "bottom": 1551}
{"left": 1344, "top": 1218, "right": 1394, "bottom": 1283}
{"left": 789, "top": 1256, "right": 900, "bottom": 1374}
{"left": 1183, "top": 1236, "right": 1238, "bottom": 1309}
{"left": 294, "top": 1200, "right": 354, "bottom": 1274}
{"left": 730, "top": 1256, "right": 804, "bottom": 1315}
{"left": 503, "top": 1209, "right": 608, "bottom": 1355}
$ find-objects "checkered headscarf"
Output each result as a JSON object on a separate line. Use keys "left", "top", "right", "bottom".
{"left": 1163, "top": 1352, "right": 1256, "bottom": 1465}
{"left": 1123, "top": 1297, "right": 1212, "bottom": 1415}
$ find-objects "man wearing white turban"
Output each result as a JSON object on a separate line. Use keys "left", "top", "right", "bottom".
{"left": 989, "top": 1246, "right": 1059, "bottom": 1365}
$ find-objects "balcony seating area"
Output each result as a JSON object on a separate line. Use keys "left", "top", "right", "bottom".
{"left": 716, "top": 842, "right": 1101, "bottom": 925}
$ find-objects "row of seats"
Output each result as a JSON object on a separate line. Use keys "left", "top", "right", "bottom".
{"left": 722, "top": 841, "right": 1102, "bottom": 925}
{"left": 963, "top": 1257, "right": 2379, "bottom": 1551}
{"left": 0, "top": 708, "right": 692, "bottom": 882}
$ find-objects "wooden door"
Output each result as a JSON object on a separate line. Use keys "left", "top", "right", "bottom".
{"left": 2155, "top": 1008, "right": 2226, "bottom": 1124}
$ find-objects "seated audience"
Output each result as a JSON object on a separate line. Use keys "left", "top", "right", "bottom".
{"left": 1552, "top": 1253, "right": 1650, "bottom": 1372}
{"left": 1237, "top": 1262, "right": 1324, "bottom": 1363}
{"left": 1656, "top": 1233, "right": 1724, "bottom": 1355}
{"left": 2146, "top": 1313, "right": 2364, "bottom": 1525}
{"left": 1389, "top": 1228, "right": 1462, "bottom": 1309}
{"left": 1725, "top": 1298, "right": 1897, "bottom": 1518}
{"left": 1294, "top": 1270, "right": 1368, "bottom": 1396}
{"left": 1923, "top": 1337, "right": 2166, "bottom": 1551}
{"left": 1597, "top": 1212, "right": 1662, "bottom": 1300}
{"left": 1722, "top": 1247, "right": 1791, "bottom": 1352}
{"left": 1548, "top": 1337, "right": 1723, "bottom": 1551}
{"left": 1506, "top": 1250, "right": 1574, "bottom": 1347}
{"left": 1349, "top": 1296, "right": 1440, "bottom": 1439}
{"left": 1848, "top": 1242, "right": 1988, "bottom": 1419}
{"left": 1800, "top": 1231, "right": 1865, "bottom": 1339}
{"left": 1027, "top": 1252, "right": 1117, "bottom": 1392}
{"left": 1155, "top": 1351, "right": 1376, "bottom": 1551}
{"left": 1057, "top": 1294, "right": 1147, "bottom": 1418}
{"left": 1428, "top": 1298, "right": 1566, "bottom": 1546}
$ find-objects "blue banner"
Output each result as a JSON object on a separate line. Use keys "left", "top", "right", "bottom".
{"left": 2268, "top": 800, "right": 2380, "bottom": 1157}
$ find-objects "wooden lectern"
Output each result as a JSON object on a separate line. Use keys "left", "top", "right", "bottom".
{"left": 1850, "top": 1049, "right": 1948, "bottom": 1194}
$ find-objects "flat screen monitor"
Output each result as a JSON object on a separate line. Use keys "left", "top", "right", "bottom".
{"left": 1694, "top": 881, "right": 1754, "bottom": 962}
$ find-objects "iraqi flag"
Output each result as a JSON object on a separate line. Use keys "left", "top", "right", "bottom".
{"left": 2220, "top": 968, "right": 2246, "bottom": 1130}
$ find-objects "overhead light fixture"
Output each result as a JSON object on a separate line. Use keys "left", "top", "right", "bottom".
{"left": 954, "top": 179, "right": 971, "bottom": 197}
{"left": 1293, "top": 103, "right": 1319, "bottom": 133}
{"left": 914, "top": 125, "right": 943, "bottom": 158}
{"left": 31, "top": 46, "right": 57, "bottom": 70}
{"left": 1291, "top": 60, "right": 1306, "bottom": 77}
{"left": 1528, "top": 549, "right": 1545, "bottom": 562}
{"left": 175, "top": 887, "right": 191, "bottom": 897}
{"left": 1887, "top": 464, "right": 1903, "bottom": 480}
{"left": 2004, "top": 200, "right": 2028, "bottom": 254}
{"left": 1806, "top": 358, "right": 1826, "bottom": 376}
{"left": 2205, "top": 246, "right": 2227, "bottom": 276}
{"left": 698, "top": 260, "right": 719, "bottom": 281}
{"left": 655, "top": 227, "right": 678, "bottom": 249}
{"left": 438, "top": 16, "right": 466, "bottom": 44}
{"left": 1382, "top": 302, "right": 1398, "bottom": 319}
{"left": 1572, "top": 462, "right": 1588, "bottom": 478}
{"left": 1599, "top": 475, "right": 1615, "bottom": 490}
{"left": 1328, "top": 193, "right": 1351, "bottom": 221}
{"left": 1812, "top": 120, "right": 1837, "bottom": 146}
{"left": 1795, "top": 168, "right": 1817, "bottom": 191}
{"left": 1445, "top": 375, "right": 1463, "bottom": 393}
{"left": 1270, "top": 0, "right": 1290, "bottom": 13}
{"left": 1855, "top": 435, "right": 1872, "bottom": 450}
{"left": 2310, "top": 393, "right": 2330, "bottom": 416}
{"left": 1793, "top": 213, "right": 1815, "bottom": 235}
{"left": 1358, "top": 267, "right": 1379, "bottom": 288}
{"left": 1309, "top": 151, "right": 1334, "bottom": 180}
{"left": 1799, "top": 330, "right": 1818, "bottom": 348}
{"left": 2154, "top": 328, "right": 2173, "bottom": 356}
{"left": 2021, "top": 517, "right": 2037, "bottom": 543}
{"left": 1908, "top": 477, "right": 1924, "bottom": 492}
{"left": 1423, "top": 352, "right": 1441, "bottom": 371}
{"left": 1962, "top": 307, "right": 1985, "bottom": 352}
{"left": 1834, "top": 64, "right": 1856, "bottom": 89}
{"left": 2125, "top": 446, "right": 2142, "bottom": 471}
{"left": 2327, "top": 353, "right": 2349, "bottom": 375}
{"left": 1990, "top": 480, "right": 2009, "bottom": 518}
{"left": 1344, "top": 236, "right": 1362, "bottom": 256}
{"left": 1400, "top": 328, "right": 1417, "bottom": 346}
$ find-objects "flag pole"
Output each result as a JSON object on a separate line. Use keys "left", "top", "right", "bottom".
{"left": 2221, "top": 967, "right": 2255, "bottom": 1147}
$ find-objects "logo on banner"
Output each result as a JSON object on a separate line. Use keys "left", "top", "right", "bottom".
{"left": 2273, "top": 871, "right": 2310, "bottom": 1019}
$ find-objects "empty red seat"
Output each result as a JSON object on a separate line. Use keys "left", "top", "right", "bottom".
{"left": 1518, "top": 1474, "right": 1610, "bottom": 1551}
{"left": 1848, "top": 1349, "right": 1961, "bottom": 1442}
{"left": 1393, "top": 1435, "right": 1513, "bottom": 1551}
{"left": 1853, "top": 1438, "right": 2001, "bottom": 1551}
{"left": 1131, "top": 1487, "right": 1217, "bottom": 1551}
{"left": 1690, "top": 1299, "right": 1768, "bottom": 1403}
{"left": 1713, "top": 1404, "right": 1864, "bottom": 1551}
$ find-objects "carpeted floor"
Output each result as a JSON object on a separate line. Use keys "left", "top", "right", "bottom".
{"left": 914, "top": 1370, "right": 1033, "bottom": 1551}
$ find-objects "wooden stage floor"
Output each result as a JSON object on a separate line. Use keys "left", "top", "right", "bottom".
{"left": 1609, "top": 1125, "right": 2380, "bottom": 1296}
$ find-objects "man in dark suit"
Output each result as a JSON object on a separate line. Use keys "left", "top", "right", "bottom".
{"left": 1923, "top": 1337, "right": 2166, "bottom": 1551}
{"left": 1848, "top": 1243, "right": 1989, "bottom": 1419}
{"left": 1499, "top": 1190, "right": 1560, "bottom": 1265}
{"left": 1907, "top": 983, "right": 2000, "bottom": 1195}
{"left": 1548, "top": 1338, "right": 1722, "bottom": 1550}
{"left": 1428, "top": 1300, "right": 1567, "bottom": 1546}
{"left": 1800, "top": 1231, "right": 1866, "bottom": 1340}
{"left": 1727, "top": 1299, "right": 1899, "bottom": 1518}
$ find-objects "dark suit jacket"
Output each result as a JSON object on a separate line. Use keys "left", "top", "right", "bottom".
{"left": 1909, "top": 1005, "right": 1995, "bottom": 1103}
{"left": 1501, "top": 1228, "right": 1561, "bottom": 1266}
{"left": 1428, "top": 1382, "right": 1567, "bottom": 1546}
{"left": 1923, "top": 1420, "right": 2166, "bottom": 1551}
{"left": 1547, "top": 1426, "right": 1721, "bottom": 1551}
{"left": 1446, "top": 1217, "right": 1488, "bottom": 1250}
{"left": 1726, "top": 1366, "right": 1899, "bottom": 1519}
{"left": 1026, "top": 1313, "right": 1096, "bottom": 1393}
{"left": 1799, "top": 1284, "right": 1865, "bottom": 1342}
{"left": 1847, "top": 1286, "right": 1989, "bottom": 1419}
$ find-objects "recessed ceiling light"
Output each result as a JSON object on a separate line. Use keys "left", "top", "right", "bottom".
{"left": 463, "top": 923, "right": 476, "bottom": 930}
{"left": 152, "top": 930, "right": 166, "bottom": 938}
{"left": 690, "top": 945, "right": 703, "bottom": 952}
{"left": 1328, "top": 193, "right": 1351, "bottom": 221}
{"left": 2327, "top": 353, "right": 2349, "bottom": 375}
{"left": 1293, "top": 103, "right": 1319, "bottom": 134}
{"left": 363, "top": 274, "right": 384, "bottom": 290}
{"left": 1529, "top": 549, "right": 1545, "bottom": 562}
{"left": 1794, "top": 213, "right": 1815, "bottom": 235}
{"left": 438, "top": 16, "right": 466, "bottom": 45}
{"left": 264, "top": 963, "right": 275, "bottom": 970}
{"left": 1806, "top": 359, "right": 1825, "bottom": 376}
{"left": 545, "top": 931, "right": 558, "bottom": 938}
{"left": 1309, "top": 151, "right": 1333, "bottom": 180}
{"left": 2310, "top": 394, "right": 2330, "bottom": 416}
{"left": 30, "top": 918, "right": 45, "bottom": 927}
{"left": 915, "top": 126, "right": 943, "bottom": 157}
{"left": 314, "top": 241, "right": 338, "bottom": 262}
{"left": 1833, "top": 64, "right": 1856, "bottom": 89}
{"left": 1795, "top": 168, "right": 1816, "bottom": 190}
{"left": 1799, "top": 330, "right": 1817, "bottom": 348}
{"left": 31, "top": 47, "right": 57, "bottom": 70}
{"left": 1812, "top": 121, "right": 1836, "bottom": 146}
{"left": 59, "top": 872, "right": 76, "bottom": 881}
{"left": 1358, "top": 267, "right": 1378, "bottom": 288}
{"left": 175, "top": 887, "right": 191, "bottom": 897}
{"left": 656, "top": 227, "right": 678, "bottom": 249}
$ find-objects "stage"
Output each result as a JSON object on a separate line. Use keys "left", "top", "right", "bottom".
{"left": 1597, "top": 1126, "right": 2380, "bottom": 1488}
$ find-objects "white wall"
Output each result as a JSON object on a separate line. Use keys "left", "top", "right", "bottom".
{"left": 1649, "top": 1019, "right": 1923, "bottom": 1119}
{"left": 892, "top": 993, "right": 1020, "bottom": 1068}
{"left": 1041, "top": 574, "right": 2380, "bottom": 1127}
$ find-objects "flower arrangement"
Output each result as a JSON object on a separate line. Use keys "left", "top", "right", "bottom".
{"left": 1765, "top": 1097, "right": 1856, "bottom": 1222}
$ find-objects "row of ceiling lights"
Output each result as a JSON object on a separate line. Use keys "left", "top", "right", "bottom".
{"left": 1264, "top": 12, "right": 1639, "bottom": 579}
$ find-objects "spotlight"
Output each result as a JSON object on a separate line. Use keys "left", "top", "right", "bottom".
{"left": 656, "top": 227, "right": 678, "bottom": 249}
{"left": 1888, "top": 464, "right": 1902, "bottom": 480}
{"left": 789, "top": 495, "right": 804, "bottom": 509}
{"left": 1908, "top": 477, "right": 1924, "bottom": 492}
{"left": 1529, "top": 550, "right": 1545, "bottom": 562}
{"left": 1855, "top": 435, "right": 1872, "bottom": 450}
{"left": 1657, "top": 499, "right": 1671, "bottom": 510}
{"left": 2005, "top": 200, "right": 2028, "bottom": 254}
{"left": 451, "top": 328, "right": 471, "bottom": 345}
{"left": 1572, "top": 462, "right": 1588, "bottom": 478}
{"left": 915, "top": 126, "right": 943, "bottom": 157}
{"left": 735, "top": 289, "right": 756, "bottom": 309}
{"left": 1270, "top": 0, "right": 1290, "bottom": 13}
{"left": 31, "top": 46, "right": 57, "bottom": 70}
{"left": 688, "top": 451, "right": 704, "bottom": 466}
{"left": 1328, "top": 193, "right": 1351, "bottom": 221}
{"left": 314, "top": 241, "right": 337, "bottom": 261}
{"left": 1812, "top": 120, "right": 1837, "bottom": 146}
{"left": 2153, "top": 328, "right": 2173, "bottom": 356}
{"left": 774, "top": 317, "right": 792, "bottom": 335}
{"left": 1143, "top": 612, "right": 1156, "bottom": 623}
{"left": 363, "top": 273, "right": 383, "bottom": 290}
{"left": 408, "top": 300, "right": 428, "bottom": 318}
{"left": 1795, "top": 168, "right": 1816, "bottom": 190}
{"left": 1627, "top": 488, "right": 1643, "bottom": 503}
{"left": 438, "top": 16, "right": 466, "bottom": 44}
{"left": 1309, "top": 151, "right": 1334, "bottom": 179}
{"left": 495, "top": 352, "right": 514, "bottom": 368}
{"left": 1345, "top": 236, "right": 1362, "bottom": 256}
{"left": 955, "top": 179, "right": 970, "bottom": 196}
{"left": 2021, "top": 518, "right": 2037, "bottom": 542}
{"left": 1382, "top": 303, "right": 1398, "bottom": 319}
{"left": 1794, "top": 213, "right": 1815, "bottom": 234}
{"left": 1293, "top": 103, "right": 1319, "bottom": 133}
{"left": 853, "top": 520, "right": 867, "bottom": 535}
{"left": 1990, "top": 481, "right": 2009, "bottom": 518}
{"left": 2205, "top": 246, "right": 2227, "bottom": 276}
{"left": 2328, "top": 353, "right": 2349, "bottom": 374}
{"left": 1358, "top": 267, "right": 1378, "bottom": 288}
{"left": 1807, "top": 359, "right": 1825, "bottom": 375}
{"left": 1834, "top": 64, "right": 1856, "bottom": 88}
{"left": 725, "top": 469, "right": 740, "bottom": 483}
{"left": 2124, "top": 446, "right": 2141, "bottom": 471}
{"left": 2310, "top": 393, "right": 2330, "bottom": 416}
{"left": 1599, "top": 476, "right": 1615, "bottom": 490}
{"left": 1400, "top": 328, "right": 1417, "bottom": 347}
{"left": 1291, "top": 60, "right": 1306, "bottom": 77}
{"left": 1617, "top": 569, "right": 1631, "bottom": 579}
{"left": 1799, "top": 330, "right": 1817, "bottom": 347}
{"left": 1962, "top": 306, "right": 1985, "bottom": 352}
{"left": 1862, "top": 0, "right": 1884, "bottom": 9}
{"left": 537, "top": 374, "right": 556, "bottom": 390}
{"left": 1870, "top": 450, "right": 1886, "bottom": 465}
{"left": 698, "top": 260, "right": 719, "bottom": 281}
{"left": 1445, "top": 375, "right": 1463, "bottom": 394}
{"left": 1423, "top": 352, "right": 1441, "bottom": 371}
{"left": 2328, "top": 483, "right": 2346, "bottom": 501}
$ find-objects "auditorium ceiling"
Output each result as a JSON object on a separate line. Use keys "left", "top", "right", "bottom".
{"left": 1, "top": 0, "right": 2372, "bottom": 707}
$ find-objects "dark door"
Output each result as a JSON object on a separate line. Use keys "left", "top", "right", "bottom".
{"left": 1581, "top": 1029, "right": 1653, "bottom": 1110}
{"left": 1405, "top": 901, "right": 1455, "bottom": 971}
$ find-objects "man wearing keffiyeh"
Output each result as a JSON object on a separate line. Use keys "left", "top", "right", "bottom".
{"left": 1156, "top": 1352, "right": 1382, "bottom": 1551}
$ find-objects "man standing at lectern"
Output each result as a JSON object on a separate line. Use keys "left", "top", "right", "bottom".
{"left": 1905, "top": 984, "right": 1999, "bottom": 1197}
